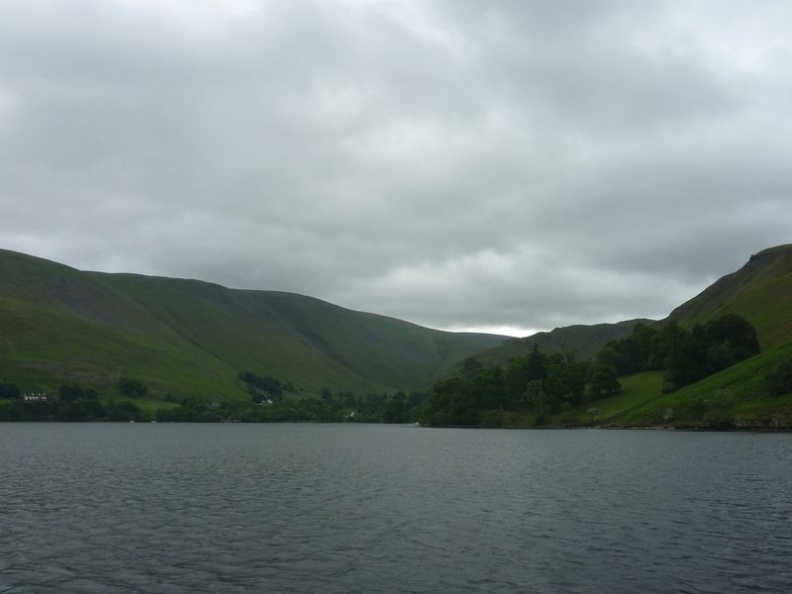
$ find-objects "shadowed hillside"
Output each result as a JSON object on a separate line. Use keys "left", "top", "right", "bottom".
{"left": 470, "top": 319, "right": 653, "bottom": 369}
{"left": 584, "top": 245, "right": 792, "bottom": 427}
{"left": 666, "top": 244, "right": 792, "bottom": 347}
{"left": 0, "top": 249, "right": 505, "bottom": 398}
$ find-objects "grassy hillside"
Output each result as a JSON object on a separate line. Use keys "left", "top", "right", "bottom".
{"left": 560, "top": 246, "right": 792, "bottom": 428}
{"left": 666, "top": 244, "right": 792, "bottom": 347}
{"left": 598, "top": 339, "right": 792, "bottom": 429}
{"left": 0, "top": 249, "right": 505, "bottom": 399}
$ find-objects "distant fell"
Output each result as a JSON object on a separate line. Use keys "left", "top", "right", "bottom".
{"left": 0, "top": 249, "right": 506, "bottom": 398}
{"left": 472, "top": 319, "right": 653, "bottom": 368}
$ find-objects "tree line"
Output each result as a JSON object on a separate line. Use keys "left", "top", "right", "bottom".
{"left": 0, "top": 371, "right": 427, "bottom": 423}
{"left": 420, "top": 347, "right": 607, "bottom": 426}
{"left": 138, "top": 384, "right": 427, "bottom": 423}
{"left": 1, "top": 315, "right": 776, "bottom": 424}
{"left": 0, "top": 382, "right": 148, "bottom": 422}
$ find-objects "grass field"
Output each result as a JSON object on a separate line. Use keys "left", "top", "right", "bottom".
{"left": 594, "top": 372, "right": 666, "bottom": 421}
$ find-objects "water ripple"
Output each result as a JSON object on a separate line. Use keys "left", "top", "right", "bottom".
{"left": 1, "top": 424, "right": 790, "bottom": 593}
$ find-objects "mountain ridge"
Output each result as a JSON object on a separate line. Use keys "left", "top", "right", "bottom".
{"left": 0, "top": 248, "right": 506, "bottom": 397}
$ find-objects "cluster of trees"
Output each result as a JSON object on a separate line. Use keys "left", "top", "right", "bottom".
{"left": 765, "top": 360, "right": 792, "bottom": 396}
{"left": 238, "top": 371, "right": 294, "bottom": 402}
{"left": 597, "top": 314, "right": 760, "bottom": 390}
{"left": 118, "top": 376, "right": 148, "bottom": 398}
{"left": 157, "top": 387, "right": 426, "bottom": 423}
{"left": 421, "top": 348, "right": 604, "bottom": 426}
{"left": 232, "top": 370, "right": 426, "bottom": 422}
{"left": 0, "top": 383, "right": 147, "bottom": 422}
{"left": 0, "top": 373, "right": 426, "bottom": 423}
{"left": 421, "top": 314, "right": 762, "bottom": 426}
{"left": 0, "top": 382, "right": 21, "bottom": 399}
{"left": 319, "top": 388, "right": 425, "bottom": 422}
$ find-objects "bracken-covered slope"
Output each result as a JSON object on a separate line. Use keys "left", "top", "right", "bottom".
{"left": 665, "top": 244, "right": 792, "bottom": 347}
{"left": 0, "top": 249, "right": 506, "bottom": 398}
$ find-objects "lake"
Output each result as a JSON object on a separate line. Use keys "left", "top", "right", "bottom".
{"left": 0, "top": 423, "right": 790, "bottom": 593}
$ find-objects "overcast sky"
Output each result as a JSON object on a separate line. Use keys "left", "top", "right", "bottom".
{"left": 1, "top": 0, "right": 790, "bottom": 336}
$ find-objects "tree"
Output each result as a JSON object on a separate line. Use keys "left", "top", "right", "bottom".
{"left": 597, "top": 339, "right": 634, "bottom": 375}
{"left": 59, "top": 384, "right": 99, "bottom": 402}
{"left": 631, "top": 323, "right": 663, "bottom": 370}
{"left": 587, "top": 362, "right": 621, "bottom": 400}
{"left": 469, "top": 366, "right": 505, "bottom": 410}
{"left": 705, "top": 341, "right": 736, "bottom": 375}
{"left": 460, "top": 357, "right": 483, "bottom": 378}
{"left": 239, "top": 371, "right": 284, "bottom": 402}
{"left": 505, "top": 356, "right": 531, "bottom": 408}
{"left": 0, "top": 383, "right": 21, "bottom": 400}
{"left": 526, "top": 345, "right": 548, "bottom": 381}
{"left": 504, "top": 346, "right": 548, "bottom": 409}
{"left": 664, "top": 324, "right": 708, "bottom": 388}
{"left": 423, "top": 377, "right": 479, "bottom": 426}
{"left": 118, "top": 376, "right": 148, "bottom": 398}
{"left": 705, "top": 314, "right": 760, "bottom": 361}
{"left": 382, "top": 395, "right": 411, "bottom": 423}
{"left": 765, "top": 360, "right": 792, "bottom": 396}
{"left": 565, "top": 358, "right": 589, "bottom": 406}
{"left": 661, "top": 315, "right": 761, "bottom": 391}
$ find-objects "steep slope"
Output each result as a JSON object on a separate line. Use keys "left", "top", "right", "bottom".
{"left": 666, "top": 244, "right": 792, "bottom": 347}
{"left": 579, "top": 244, "right": 792, "bottom": 427}
{"left": 470, "top": 245, "right": 792, "bottom": 370}
{"left": 0, "top": 249, "right": 505, "bottom": 397}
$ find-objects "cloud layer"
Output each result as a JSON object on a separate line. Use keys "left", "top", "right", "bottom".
{"left": 1, "top": 0, "right": 790, "bottom": 335}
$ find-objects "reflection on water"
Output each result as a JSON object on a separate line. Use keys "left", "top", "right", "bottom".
{"left": 1, "top": 424, "right": 790, "bottom": 593}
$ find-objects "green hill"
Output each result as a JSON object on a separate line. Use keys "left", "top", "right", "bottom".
{"left": 418, "top": 244, "right": 792, "bottom": 429}
{"left": 665, "top": 244, "right": 792, "bottom": 347}
{"left": 472, "top": 319, "right": 652, "bottom": 368}
{"left": 608, "top": 339, "right": 792, "bottom": 428}
{"left": 587, "top": 245, "right": 792, "bottom": 427}
{"left": 3, "top": 244, "right": 790, "bottom": 426}
{"left": 0, "top": 249, "right": 506, "bottom": 399}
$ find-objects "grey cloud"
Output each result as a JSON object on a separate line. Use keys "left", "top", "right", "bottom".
{"left": 1, "top": 0, "right": 790, "bottom": 335}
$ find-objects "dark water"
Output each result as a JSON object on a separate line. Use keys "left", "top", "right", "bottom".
{"left": 1, "top": 424, "right": 790, "bottom": 593}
